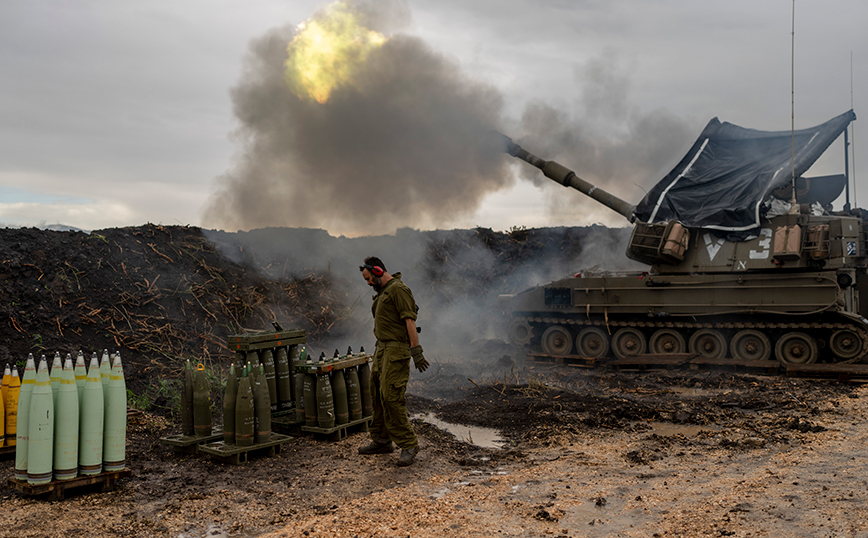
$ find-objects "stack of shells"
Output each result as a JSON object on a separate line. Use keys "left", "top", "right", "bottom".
{"left": 14, "top": 350, "right": 127, "bottom": 485}
{"left": 221, "top": 361, "right": 272, "bottom": 446}
{"left": 179, "top": 359, "right": 215, "bottom": 439}
{"left": 301, "top": 347, "right": 372, "bottom": 430}
{"left": 1, "top": 364, "right": 23, "bottom": 447}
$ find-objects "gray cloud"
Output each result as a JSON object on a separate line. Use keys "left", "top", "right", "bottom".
{"left": 203, "top": 2, "right": 511, "bottom": 235}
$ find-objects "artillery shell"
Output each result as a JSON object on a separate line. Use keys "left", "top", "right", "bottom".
{"left": 345, "top": 366, "right": 362, "bottom": 421}
{"left": 103, "top": 353, "right": 126, "bottom": 472}
{"left": 234, "top": 368, "right": 255, "bottom": 447}
{"left": 331, "top": 370, "right": 349, "bottom": 426}
{"left": 316, "top": 372, "right": 335, "bottom": 429}
{"left": 14, "top": 355, "right": 36, "bottom": 479}
{"left": 192, "top": 364, "right": 212, "bottom": 438}
{"left": 54, "top": 357, "right": 79, "bottom": 480}
{"left": 79, "top": 354, "right": 104, "bottom": 476}
{"left": 253, "top": 365, "right": 271, "bottom": 444}
{"left": 27, "top": 359, "right": 53, "bottom": 485}
{"left": 223, "top": 364, "right": 238, "bottom": 444}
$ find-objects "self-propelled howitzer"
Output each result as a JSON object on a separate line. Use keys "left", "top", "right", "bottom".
{"left": 498, "top": 110, "right": 868, "bottom": 365}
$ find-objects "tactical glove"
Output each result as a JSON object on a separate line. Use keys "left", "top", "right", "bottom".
{"left": 410, "top": 345, "right": 429, "bottom": 372}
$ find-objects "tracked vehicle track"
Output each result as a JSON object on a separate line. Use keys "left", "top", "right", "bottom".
{"left": 509, "top": 315, "right": 868, "bottom": 365}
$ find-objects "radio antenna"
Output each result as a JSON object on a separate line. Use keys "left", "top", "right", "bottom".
{"left": 789, "top": 0, "right": 799, "bottom": 214}
{"left": 851, "top": 50, "right": 858, "bottom": 208}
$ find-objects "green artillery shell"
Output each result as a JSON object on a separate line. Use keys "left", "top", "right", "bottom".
{"left": 331, "top": 370, "right": 349, "bottom": 425}
{"left": 345, "top": 366, "right": 362, "bottom": 421}
{"left": 262, "top": 349, "right": 278, "bottom": 413}
{"left": 290, "top": 346, "right": 305, "bottom": 422}
{"left": 253, "top": 365, "right": 271, "bottom": 444}
{"left": 245, "top": 351, "right": 259, "bottom": 373}
{"left": 192, "top": 364, "right": 212, "bottom": 438}
{"left": 27, "top": 359, "right": 53, "bottom": 485}
{"left": 302, "top": 373, "right": 317, "bottom": 427}
{"left": 54, "top": 358, "right": 79, "bottom": 480}
{"left": 99, "top": 350, "right": 111, "bottom": 389}
{"left": 14, "top": 355, "right": 36, "bottom": 480}
{"left": 275, "top": 346, "right": 292, "bottom": 411}
{"left": 6, "top": 365, "right": 21, "bottom": 447}
{"left": 50, "top": 352, "right": 62, "bottom": 409}
{"left": 182, "top": 360, "right": 194, "bottom": 436}
{"left": 316, "top": 372, "right": 335, "bottom": 429}
{"left": 103, "top": 354, "right": 127, "bottom": 472}
{"left": 74, "top": 351, "right": 87, "bottom": 408}
{"left": 79, "top": 355, "right": 104, "bottom": 476}
{"left": 234, "top": 368, "right": 255, "bottom": 447}
{"left": 358, "top": 360, "right": 373, "bottom": 418}
{"left": 2, "top": 365, "right": 8, "bottom": 444}
{"left": 223, "top": 364, "right": 238, "bottom": 444}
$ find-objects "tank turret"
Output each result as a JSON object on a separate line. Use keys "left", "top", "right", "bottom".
{"left": 499, "top": 111, "right": 868, "bottom": 366}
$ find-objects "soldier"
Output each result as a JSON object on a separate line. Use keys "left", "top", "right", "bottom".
{"left": 358, "top": 257, "right": 429, "bottom": 466}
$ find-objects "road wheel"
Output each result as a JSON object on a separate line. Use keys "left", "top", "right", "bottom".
{"left": 730, "top": 330, "right": 771, "bottom": 361}
{"left": 507, "top": 318, "right": 534, "bottom": 346}
{"left": 775, "top": 332, "right": 818, "bottom": 365}
{"left": 689, "top": 329, "right": 727, "bottom": 359}
{"left": 612, "top": 328, "right": 646, "bottom": 359}
{"left": 829, "top": 329, "right": 863, "bottom": 361}
{"left": 576, "top": 327, "right": 609, "bottom": 358}
{"left": 541, "top": 325, "right": 572, "bottom": 355}
{"left": 649, "top": 329, "right": 686, "bottom": 354}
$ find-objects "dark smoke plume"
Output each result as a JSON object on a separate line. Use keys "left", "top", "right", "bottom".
{"left": 203, "top": 2, "right": 509, "bottom": 236}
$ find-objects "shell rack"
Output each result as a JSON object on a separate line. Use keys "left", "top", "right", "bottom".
{"left": 295, "top": 354, "right": 373, "bottom": 441}
{"left": 8, "top": 468, "right": 132, "bottom": 501}
{"left": 227, "top": 328, "right": 306, "bottom": 354}
{"left": 300, "top": 416, "right": 371, "bottom": 442}
{"left": 158, "top": 427, "right": 224, "bottom": 454}
{"left": 198, "top": 433, "right": 293, "bottom": 464}
{"left": 229, "top": 328, "right": 307, "bottom": 413}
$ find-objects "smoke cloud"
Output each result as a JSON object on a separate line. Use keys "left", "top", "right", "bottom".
{"left": 203, "top": 1, "right": 510, "bottom": 236}
{"left": 514, "top": 50, "right": 695, "bottom": 225}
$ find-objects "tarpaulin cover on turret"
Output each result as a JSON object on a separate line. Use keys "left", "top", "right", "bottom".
{"left": 633, "top": 110, "right": 855, "bottom": 238}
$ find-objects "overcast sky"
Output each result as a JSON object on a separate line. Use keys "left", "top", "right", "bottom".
{"left": 2, "top": 0, "right": 866, "bottom": 235}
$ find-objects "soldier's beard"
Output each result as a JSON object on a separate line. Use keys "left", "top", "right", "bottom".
{"left": 371, "top": 276, "right": 383, "bottom": 292}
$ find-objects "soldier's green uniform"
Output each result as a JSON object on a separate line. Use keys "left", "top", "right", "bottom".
{"left": 368, "top": 272, "right": 418, "bottom": 450}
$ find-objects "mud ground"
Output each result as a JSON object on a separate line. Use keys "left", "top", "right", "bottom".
{"left": 1, "top": 225, "right": 866, "bottom": 536}
{"left": 2, "top": 359, "right": 866, "bottom": 538}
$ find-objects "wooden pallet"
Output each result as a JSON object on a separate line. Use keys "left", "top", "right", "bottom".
{"left": 158, "top": 427, "right": 223, "bottom": 454}
{"left": 8, "top": 468, "right": 132, "bottom": 501}
{"left": 689, "top": 357, "right": 780, "bottom": 374}
{"left": 0, "top": 444, "right": 16, "bottom": 459}
{"left": 526, "top": 353, "right": 599, "bottom": 368}
{"left": 610, "top": 353, "right": 698, "bottom": 370}
{"left": 198, "top": 433, "right": 293, "bottom": 464}
{"left": 785, "top": 362, "right": 868, "bottom": 381}
{"left": 301, "top": 416, "right": 371, "bottom": 441}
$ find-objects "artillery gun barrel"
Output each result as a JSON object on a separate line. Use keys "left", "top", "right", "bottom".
{"left": 497, "top": 132, "right": 635, "bottom": 221}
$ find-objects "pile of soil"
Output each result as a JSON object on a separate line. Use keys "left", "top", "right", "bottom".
{"left": 0, "top": 225, "right": 865, "bottom": 537}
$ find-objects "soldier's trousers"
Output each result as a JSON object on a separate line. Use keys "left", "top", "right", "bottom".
{"left": 369, "top": 343, "right": 418, "bottom": 450}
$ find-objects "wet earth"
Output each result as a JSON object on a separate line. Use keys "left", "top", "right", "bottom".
{"left": 1, "top": 224, "right": 866, "bottom": 536}
{"left": 2, "top": 357, "right": 867, "bottom": 538}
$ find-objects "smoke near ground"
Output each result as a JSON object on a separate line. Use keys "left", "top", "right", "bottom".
{"left": 202, "top": 224, "right": 642, "bottom": 363}
{"left": 202, "top": 1, "right": 509, "bottom": 236}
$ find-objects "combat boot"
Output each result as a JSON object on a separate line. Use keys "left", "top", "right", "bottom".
{"left": 396, "top": 446, "right": 419, "bottom": 466}
{"left": 358, "top": 439, "right": 394, "bottom": 455}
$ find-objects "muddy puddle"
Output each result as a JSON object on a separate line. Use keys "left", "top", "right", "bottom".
{"left": 415, "top": 412, "right": 506, "bottom": 448}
